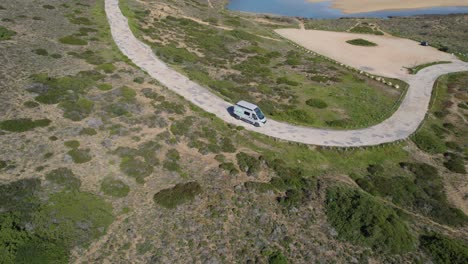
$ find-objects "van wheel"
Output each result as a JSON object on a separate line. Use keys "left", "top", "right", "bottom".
{"left": 254, "top": 122, "right": 260, "bottom": 127}
{"left": 235, "top": 115, "right": 240, "bottom": 120}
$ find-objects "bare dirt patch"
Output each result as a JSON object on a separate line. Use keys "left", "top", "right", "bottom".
{"left": 276, "top": 28, "right": 457, "bottom": 79}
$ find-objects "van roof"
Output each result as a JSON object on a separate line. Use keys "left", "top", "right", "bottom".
{"left": 236, "top": 100, "right": 258, "bottom": 110}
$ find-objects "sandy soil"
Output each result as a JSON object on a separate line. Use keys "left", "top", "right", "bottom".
{"left": 275, "top": 28, "right": 457, "bottom": 78}
{"left": 307, "top": 0, "right": 468, "bottom": 14}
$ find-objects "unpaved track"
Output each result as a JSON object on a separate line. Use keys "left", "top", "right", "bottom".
{"left": 105, "top": 0, "right": 468, "bottom": 147}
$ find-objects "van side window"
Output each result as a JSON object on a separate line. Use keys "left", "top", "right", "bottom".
{"left": 244, "top": 111, "right": 250, "bottom": 116}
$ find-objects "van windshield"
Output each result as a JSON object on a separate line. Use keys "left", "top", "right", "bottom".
{"left": 254, "top": 108, "right": 265, "bottom": 120}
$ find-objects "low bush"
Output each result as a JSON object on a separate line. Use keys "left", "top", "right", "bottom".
{"left": 358, "top": 162, "right": 468, "bottom": 227}
{"left": 133, "top": 77, "right": 144, "bottom": 84}
{"left": 443, "top": 152, "right": 466, "bottom": 174}
{"left": 59, "top": 35, "right": 88, "bottom": 45}
{"left": 64, "top": 140, "right": 80, "bottom": 149}
{"left": 153, "top": 182, "right": 202, "bottom": 209}
{"left": 420, "top": 233, "right": 468, "bottom": 264}
{"left": 120, "top": 156, "right": 153, "bottom": 183}
{"left": 170, "top": 117, "right": 194, "bottom": 136}
{"left": 59, "top": 97, "right": 94, "bottom": 121}
{"left": 79, "top": 127, "right": 97, "bottom": 136}
{"left": 30, "top": 72, "right": 101, "bottom": 104}
{"left": 101, "top": 178, "right": 130, "bottom": 197}
{"left": 306, "top": 98, "right": 328, "bottom": 109}
{"left": 0, "top": 118, "right": 51, "bottom": 132}
{"left": 0, "top": 26, "right": 16, "bottom": 41}
{"left": 268, "top": 251, "right": 288, "bottom": 264}
{"left": 33, "top": 49, "right": 48, "bottom": 56}
{"left": 346, "top": 38, "right": 377, "bottom": 47}
{"left": 219, "top": 162, "right": 239, "bottom": 175}
{"left": 350, "top": 26, "right": 383, "bottom": 35}
{"left": 97, "top": 63, "right": 116, "bottom": 73}
{"left": 326, "top": 186, "right": 415, "bottom": 254}
{"left": 276, "top": 77, "right": 299, "bottom": 86}
{"left": 236, "top": 152, "right": 261, "bottom": 176}
{"left": 97, "top": 83, "right": 113, "bottom": 91}
{"left": 413, "top": 130, "right": 446, "bottom": 154}
{"left": 23, "top": 101, "right": 39, "bottom": 108}
{"left": 67, "top": 148, "right": 92, "bottom": 164}
{"left": 45, "top": 168, "right": 81, "bottom": 190}
{"left": 0, "top": 179, "right": 113, "bottom": 262}
{"left": 163, "top": 149, "right": 181, "bottom": 172}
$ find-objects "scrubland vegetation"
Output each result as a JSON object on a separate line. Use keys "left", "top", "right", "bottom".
{"left": 122, "top": 0, "right": 405, "bottom": 129}
{"left": 0, "top": 0, "right": 466, "bottom": 263}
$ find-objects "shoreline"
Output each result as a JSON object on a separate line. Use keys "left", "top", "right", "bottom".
{"left": 307, "top": 0, "right": 468, "bottom": 14}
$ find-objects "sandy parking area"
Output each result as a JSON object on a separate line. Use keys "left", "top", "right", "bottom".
{"left": 275, "top": 28, "right": 457, "bottom": 78}
{"left": 307, "top": 0, "right": 468, "bottom": 14}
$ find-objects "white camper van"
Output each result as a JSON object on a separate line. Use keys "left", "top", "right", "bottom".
{"left": 233, "top": 101, "right": 267, "bottom": 127}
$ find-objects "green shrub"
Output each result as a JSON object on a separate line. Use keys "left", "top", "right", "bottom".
{"left": 346, "top": 38, "right": 377, "bottom": 47}
{"left": 156, "top": 45, "right": 198, "bottom": 64}
{"left": 68, "top": 50, "right": 105, "bottom": 65}
{"left": 443, "top": 153, "right": 466, "bottom": 174}
{"left": 0, "top": 179, "right": 113, "bottom": 263}
{"left": 170, "top": 117, "right": 193, "bottom": 136}
{"left": 420, "top": 233, "right": 468, "bottom": 264}
{"left": 153, "top": 182, "right": 202, "bottom": 209}
{"left": 276, "top": 77, "right": 299, "bottom": 86}
{"left": 268, "top": 251, "right": 288, "bottom": 264}
{"left": 0, "top": 160, "right": 6, "bottom": 170}
{"left": 33, "top": 49, "right": 48, "bottom": 56}
{"left": 45, "top": 168, "right": 81, "bottom": 190}
{"left": 32, "top": 191, "right": 113, "bottom": 247}
{"left": 64, "top": 140, "right": 80, "bottom": 149}
{"left": 68, "top": 16, "right": 93, "bottom": 25}
{"left": 306, "top": 98, "right": 328, "bottom": 109}
{"left": 0, "top": 118, "right": 51, "bottom": 132}
{"left": 133, "top": 77, "right": 144, "bottom": 84}
{"left": 283, "top": 109, "right": 314, "bottom": 123}
{"left": 67, "top": 148, "right": 92, "bottom": 164}
{"left": 220, "top": 137, "right": 236, "bottom": 153}
{"left": 42, "top": 4, "right": 55, "bottom": 9}
{"left": 50, "top": 53, "right": 62, "bottom": 59}
{"left": 97, "top": 63, "right": 116, "bottom": 73}
{"left": 119, "top": 86, "right": 137, "bottom": 101}
{"left": 163, "top": 149, "right": 181, "bottom": 172}
{"left": 101, "top": 178, "right": 130, "bottom": 197}
{"left": 59, "top": 97, "right": 94, "bottom": 121}
{"left": 97, "top": 83, "right": 113, "bottom": 91}
{"left": 350, "top": 26, "right": 383, "bottom": 35}
{"left": 236, "top": 152, "right": 261, "bottom": 176}
{"left": 59, "top": 35, "right": 88, "bottom": 45}
{"left": 359, "top": 162, "right": 468, "bottom": 227}
{"left": 79, "top": 127, "right": 97, "bottom": 136}
{"left": 413, "top": 130, "right": 446, "bottom": 154}
{"left": 23, "top": 101, "right": 39, "bottom": 108}
{"left": 326, "top": 186, "right": 415, "bottom": 254}
{"left": 120, "top": 156, "right": 153, "bottom": 183}
{"left": 0, "top": 26, "right": 16, "bottom": 41}
{"left": 30, "top": 72, "right": 100, "bottom": 104}
{"left": 219, "top": 162, "right": 239, "bottom": 175}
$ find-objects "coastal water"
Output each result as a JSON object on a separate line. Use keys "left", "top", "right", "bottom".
{"left": 227, "top": 0, "right": 468, "bottom": 18}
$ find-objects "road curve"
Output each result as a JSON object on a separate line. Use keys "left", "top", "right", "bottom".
{"left": 104, "top": 0, "right": 468, "bottom": 147}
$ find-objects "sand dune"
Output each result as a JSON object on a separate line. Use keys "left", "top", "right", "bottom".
{"left": 308, "top": 0, "right": 468, "bottom": 14}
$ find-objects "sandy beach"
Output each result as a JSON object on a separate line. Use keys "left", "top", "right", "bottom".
{"left": 308, "top": 0, "right": 468, "bottom": 14}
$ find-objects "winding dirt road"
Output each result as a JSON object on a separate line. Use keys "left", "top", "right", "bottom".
{"left": 104, "top": 0, "right": 468, "bottom": 147}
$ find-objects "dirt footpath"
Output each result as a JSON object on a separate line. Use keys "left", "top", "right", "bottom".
{"left": 275, "top": 28, "right": 457, "bottom": 79}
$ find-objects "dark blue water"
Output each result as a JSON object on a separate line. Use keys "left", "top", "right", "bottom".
{"left": 227, "top": 0, "right": 468, "bottom": 18}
